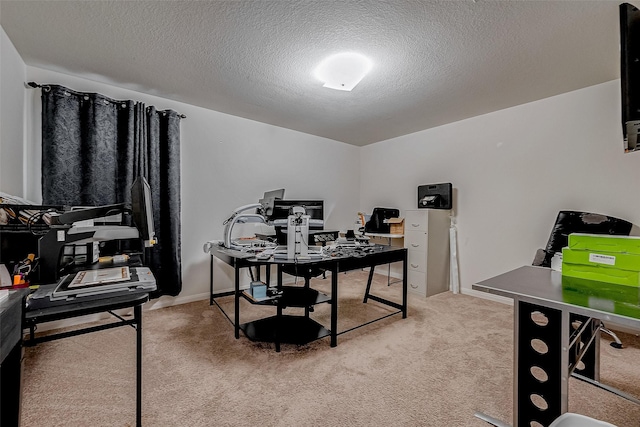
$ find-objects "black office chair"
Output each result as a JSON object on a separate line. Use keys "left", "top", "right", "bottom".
{"left": 533, "top": 210, "right": 634, "bottom": 348}
{"left": 364, "top": 207, "right": 400, "bottom": 234}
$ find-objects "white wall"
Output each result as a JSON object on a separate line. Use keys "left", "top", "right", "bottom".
{"left": 0, "top": 26, "right": 26, "bottom": 195}
{"left": 360, "top": 80, "right": 640, "bottom": 296}
{"left": 13, "top": 41, "right": 640, "bottom": 308}
{"left": 24, "top": 67, "right": 361, "bottom": 305}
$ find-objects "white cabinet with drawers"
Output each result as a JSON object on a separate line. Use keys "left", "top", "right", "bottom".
{"left": 404, "top": 209, "right": 450, "bottom": 297}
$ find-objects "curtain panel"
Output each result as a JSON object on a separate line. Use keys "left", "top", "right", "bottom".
{"left": 41, "top": 85, "right": 182, "bottom": 296}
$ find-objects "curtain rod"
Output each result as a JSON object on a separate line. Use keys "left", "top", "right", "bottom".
{"left": 26, "top": 81, "right": 50, "bottom": 91}
{"left": 26, "top": 81, "right": 187, "bottom": 118}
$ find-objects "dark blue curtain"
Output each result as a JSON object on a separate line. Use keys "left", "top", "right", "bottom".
{"left": 41, "top": 84, "right": 182, "bottom": 296}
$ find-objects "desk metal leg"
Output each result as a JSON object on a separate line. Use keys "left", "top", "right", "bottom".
{"left": 275, "top": 305, "right": 282, "bottom": 353}
{"left": 209, "top": 255, "right": 214, "bottom": 305}
{"left": 382, "top": 237, "right": 403, "bottom": 286}
{"left": 330, "top": 263, "right": 338, "bottom": 347}
{"left": 515, "top": 300, "right": 567, "bottom": 427}
{"left": 363, "top": 266, "right": 376, "bottom": 303}
{"left": 275, "top": 265, "right": 283, "bottom": 353}
{"left": 135, "top": 304, "right": 142, "bottom": 427}
{"left": 234, "top": 265, "right": 240, "bottom": 339}
{"left": 401, "top": 251, "right": 407, "bottom": 318}
{"left": 570, "top": 314, "right": 600, "bottom": 381}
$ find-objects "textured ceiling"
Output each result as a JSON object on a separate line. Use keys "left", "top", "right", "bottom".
{"left": 0, "top": 1, "right": 623, "bottom": 146}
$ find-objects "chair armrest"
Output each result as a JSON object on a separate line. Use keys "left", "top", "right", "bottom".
{"left": 532, "top": 249, "right": 548, "bottom": 266}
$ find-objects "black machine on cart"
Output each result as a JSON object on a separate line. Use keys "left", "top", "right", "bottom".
{"left": 0, "top": 176, "right": 158, "bottom": 286}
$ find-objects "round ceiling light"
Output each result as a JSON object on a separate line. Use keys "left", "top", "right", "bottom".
{"left": 313, "top": 52, "right": 373, "bottom": 91}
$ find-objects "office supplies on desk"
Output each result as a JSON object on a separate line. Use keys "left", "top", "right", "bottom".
{"left": 50, "top": 266, "right": 156, "bottom": 300}
{"left": 26, "top": 273, "right": 155, "bottom": 306}
{"left": 250, "top": 281, "right": 267, "bottom": 299}
{"left": 203, "top": 241, "right": 257, "bottom": 259}
{"left": 230, "top": 238, "right": 276, "bottom": 250}
{"left": 0, "top": 264, "right": 11, "bottom": 288}
{"left": 272, "top": 245, "right": 324, "bottom": 260}
{"left": 69, "top": 266, "right": 131, "bottom": 287}
{"left": 335, "top": 233, "right": 371, "bottom": 246}
{"left": 533, "top": 210, "right": 635, "bottom": 349}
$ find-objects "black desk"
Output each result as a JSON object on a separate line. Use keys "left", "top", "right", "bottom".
{"left": 208, "top": 245, "right": 407, "bottom": 351}
{"left": 473, "top": 266, "right": 640, "bottom": 427}
{"left": 23, "top": 289, "right": 151, "bottom": 427}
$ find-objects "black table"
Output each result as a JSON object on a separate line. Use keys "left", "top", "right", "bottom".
{"left": 23, "top": 288, "right": 151, "bottom": 427}
{"left": 207, "top": 244, "right": 407, "bottom": 351}
{"left": 473, "top": 265, "right": 640, "bottom": 427}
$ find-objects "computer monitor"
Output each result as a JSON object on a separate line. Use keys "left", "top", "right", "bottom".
{"left": 270, "top": 200, "right": 324, "bottom": 230}
{"left": 258, "top": 188, "right": 285, "bottom": 219}
{"left": 131, "top": 176, "right": 157, "bottom": 246}
{"left": 621, "top": 3, "right": 640, "bottom": 151}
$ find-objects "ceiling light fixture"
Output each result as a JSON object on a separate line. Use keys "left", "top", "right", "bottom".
{"left": 314, "top": 52, "right": 373, "bottom": 91}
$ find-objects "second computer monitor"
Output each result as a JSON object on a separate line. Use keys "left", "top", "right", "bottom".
{"left": 271, "top": 200, "right": 324, "bottom": 229}
{"left": 259, "top": 188, "right": 285, "bottom": 218}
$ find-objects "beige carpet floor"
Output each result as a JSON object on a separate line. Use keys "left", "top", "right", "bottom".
{"left": 21, "top": 270, "right": 640, "bottom": 426}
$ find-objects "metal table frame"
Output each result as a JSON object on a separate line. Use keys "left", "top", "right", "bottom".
{"left": 208, "top": 245, "right": 408, "bottom": 350}
{"left": 23, "top": 291, "right": 150, "bottom": 427}
{"left": 364, "top": 233, "right": 405, "bottom": 286}
{"left": 473, "top": 265, "right": 640, "bottom": 427}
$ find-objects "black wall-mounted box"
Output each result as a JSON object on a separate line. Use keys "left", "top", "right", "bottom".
{"left": 417, "top": 183, "right": 452, "bottom": 210}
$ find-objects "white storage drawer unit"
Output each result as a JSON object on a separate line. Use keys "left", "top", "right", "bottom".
{"left": 404, "top": 209, "right": 450, "bottom": 297}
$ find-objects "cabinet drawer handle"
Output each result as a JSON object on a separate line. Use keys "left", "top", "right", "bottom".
{"left": 411, "top": 263, "right": 419, "bottom": 268}
{"left": 410, "top": 283, "right": 418, "bottom": 289}
{"left": 411, "top": 244, "right": 420, "bottom": 247}
{"left": 411, "top": 223, "right": 420, "bottom": 227}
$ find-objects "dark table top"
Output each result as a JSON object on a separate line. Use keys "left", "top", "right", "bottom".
{"left": 24, "top": 288, "right": 150, "bottom": 324}
{"left": 208, "top": 243, "right": 407, "bottom": 272}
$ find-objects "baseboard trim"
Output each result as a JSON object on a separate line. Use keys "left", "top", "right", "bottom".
{"left": 460, "top": 287, "right": 513, "bottom": 305}
{"left": 146, "top": 292, "right": 210, "bottom": 310}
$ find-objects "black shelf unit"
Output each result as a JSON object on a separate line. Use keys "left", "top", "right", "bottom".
{"left": 240, "top": 285, "right": 332, "bottom": 349}
{"left": 241, "top": 286, "right": 330, "bottom": 307}
{"left": 240, "top": 315, "right": 331, "bottom": 345}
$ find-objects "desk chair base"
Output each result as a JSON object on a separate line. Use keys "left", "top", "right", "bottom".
{"left": 574, "top": 319, "right": 623, "bottom": 349}
{"left": 600, "top": 325, "right": 623, "bottom": 348}
{"left": 474, "top": 411, "right": 511, "bottom": 427}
